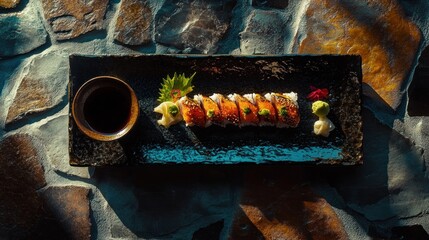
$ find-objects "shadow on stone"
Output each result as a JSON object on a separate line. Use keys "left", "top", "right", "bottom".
{"left": 63, "top": 30, "right": 107, "bottom": 44}
{"left": 408, "top": 46, "right": 429, "bottom": 116}
{"left": 252, "top": 0, "right": 288, "bottom": 9}
{"left": 192, "top": 219, "right": 224, "bottom": 240}
{"left": 94, "top": 165, "right": 241, "bottom": 239}
{"left": 311, "top": 107, "right": 429, "bottom": 238}
{"left": 322, "top": 108, "right": 392, "bottom": 206}
{"left": 113, "top": 40, "right": 157, "bottom": 54}
{"left": 391, "top": 225, "right": 429, "bottom": 240}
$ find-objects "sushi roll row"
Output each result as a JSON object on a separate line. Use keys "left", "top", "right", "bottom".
{"left": 174, "top": 92, "right": 300, "bottom": 128}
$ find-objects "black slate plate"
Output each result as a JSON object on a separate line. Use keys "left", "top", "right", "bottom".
{"left": 69, "top": 55, "right": 362, "bottom": 166}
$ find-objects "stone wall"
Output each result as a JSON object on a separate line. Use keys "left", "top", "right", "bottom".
{"left": 1, "top": 0, "right": 429, "bottom": 239}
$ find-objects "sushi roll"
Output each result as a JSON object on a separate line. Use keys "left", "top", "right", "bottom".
{"left": 194, "top": 94, "right": 223, "bottom": 127}
{"left": 177, "top": 96, "right": 206, "bottom": 127}
{"left": 210, "top": 93, "right": 239, "bottom": 126}
{"left": 265, "top": 92, "right": 300, "bottom": 128}
{"left": 248, "top": 93, "right": 277, "bottom": 126}
{"left": 230, "top": 93, "right": 259, "bottom": 127}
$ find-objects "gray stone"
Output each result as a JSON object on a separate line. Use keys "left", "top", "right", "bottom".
{"left": 398, "top": 116, "right": 429, "bottom": 179}
{"left": 114, "top": 0, "right": 152, "bottom": 46}
{"left": 6, "top": 51, "right": 68, "bottom": 126}
{"left": 0, "top": 134, "right": 46, "bottom": 239}
{"left": 330, "top": 109, "right": 429, "bottom": 221}
{"left": 41, "top": 0, "right": 108, "bottom": 40}
{"left": 0, "top": 5, "right": 47, "bottom": 57}
{"left": 40, "top": 186, "right": 91, "bottom": 240}
{"left": 155, "top": 0, "right": 237, "bottom": 53}
{"left": 37, "top": 114, "right": 91, "bottom": 178}
{"left": 240, "top": 10, "right": 285, "bottom": 54}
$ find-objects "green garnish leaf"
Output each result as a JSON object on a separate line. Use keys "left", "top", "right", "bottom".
{"left": 258, "top": 109, "right": 270, "bottom": 116}
{"left": 157, "top": 72, "right": 196, "bottom": 103}
{"left": 279, "top": 107, "right": 288, "bottom": 117}
{"left": 243, "top": 107, "right": 251, "bottom": 115}
{"left": 207, "top": 109, "right": 215, "bottom": 118}
{"left": 168, "top": 105, "right": 179, "bottom": 117}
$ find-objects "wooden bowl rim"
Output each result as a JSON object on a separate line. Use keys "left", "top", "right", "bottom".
{"left": 72, "top": 76, "right": 139, "bottom": 141}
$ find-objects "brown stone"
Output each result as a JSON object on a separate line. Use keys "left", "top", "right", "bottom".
{"left": 40, "top": 186, "right": 91, "bottom": 240}
{"left": 229, "top": 170, "right": 348, "bottom": 239}
{"left": 41, "top": 0, "right": 108, "bottom": 40}
{"left": 0, "top": 134, "right": 46, "bottom": 238}
{"left": 0, "top": 0, "right": 19, "bottom": 8}
{"left": 114, "top": 0, "right": 152, "bottom": 45}
{"left": 6, "top": 76, "right": 52, "bottom": 124}
{"left": 6, "top": 51, "right": 68, "bottom": 127}
{"left": 296, "top": 0, "right": 421, "bottom": 109}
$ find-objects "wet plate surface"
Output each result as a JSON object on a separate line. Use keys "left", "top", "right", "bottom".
{"left": 69, "top": 55, "right": 362, "bottom": 166}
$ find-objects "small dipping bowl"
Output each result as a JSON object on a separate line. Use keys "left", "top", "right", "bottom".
{"left": 72, "top": 76, "right": 139, "bottom": 141}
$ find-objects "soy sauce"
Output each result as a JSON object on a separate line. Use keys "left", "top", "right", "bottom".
{"left": 83, "top": 87, "right": 131, "bottom": 134}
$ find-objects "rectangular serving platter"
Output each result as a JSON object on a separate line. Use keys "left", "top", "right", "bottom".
{"left": 69, "top": 54, "right": 362, "bottom": 166}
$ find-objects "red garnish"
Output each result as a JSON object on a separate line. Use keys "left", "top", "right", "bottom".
{"left": 307, "top": 86, "right": 329, "bottom": 101}
{"left": 170, "top": 89, "right": 181, "bottom": 102}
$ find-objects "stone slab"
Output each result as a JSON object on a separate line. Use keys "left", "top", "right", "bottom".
{"left": 69, "top": 54, "right": 362, "bottom": 166}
